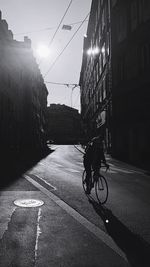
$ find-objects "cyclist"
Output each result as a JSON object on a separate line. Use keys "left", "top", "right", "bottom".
{"left": 83, "top": 129, "right": 109, "bottom": 194}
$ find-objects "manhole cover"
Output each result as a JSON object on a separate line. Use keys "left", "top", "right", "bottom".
{"left": 14, "top": 199, "right": 44, "bottom": 207}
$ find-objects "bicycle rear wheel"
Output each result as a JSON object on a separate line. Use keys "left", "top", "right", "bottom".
{"left": 95, "top": 175, "right": 108, "bottom": 204}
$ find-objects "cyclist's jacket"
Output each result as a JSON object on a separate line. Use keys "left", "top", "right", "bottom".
{"left": 84, "top": 136, "right": 106, "bottom": 167}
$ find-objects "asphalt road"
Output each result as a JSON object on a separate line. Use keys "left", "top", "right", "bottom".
{"left": 29, "top": 145, "right": 150, "bottom": 265}
{"left": 0, "top": 145, "right": 150, "bottom": 266}
{"left": 29, "top": 145, "right": 150, "bottom": 242}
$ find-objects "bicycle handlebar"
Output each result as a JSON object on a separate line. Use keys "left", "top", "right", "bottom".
{"left": 101, "top": 164, "right": 110, "bottom": 172}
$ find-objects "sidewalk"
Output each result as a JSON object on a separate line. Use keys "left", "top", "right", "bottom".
{"left": 0, "top": 174, "right": 129, "bottom": 267}
{"left": 75, "top": 144, "right": 150, "bottom": 175}
{"left": 107, "top": 154, "right": 150, "bottom": 176}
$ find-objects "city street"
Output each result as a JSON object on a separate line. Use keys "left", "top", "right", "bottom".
{"left": 1, "top": 0, "right": 150, "bottom": 266}
{"left": 0, "top": 145, "right": 150, "bottom": 266}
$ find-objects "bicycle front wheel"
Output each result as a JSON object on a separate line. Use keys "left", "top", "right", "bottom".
{"left": 95, "top": 175, "right": 108, "bottom": 204}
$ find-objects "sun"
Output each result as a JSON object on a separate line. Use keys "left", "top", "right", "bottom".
{"left": 36, "top": 44, "right": 50, "bottom": 58}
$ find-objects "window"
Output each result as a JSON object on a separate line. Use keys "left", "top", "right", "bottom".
{"left": 102, "top": 10, "right": 105, "bottom": 31}
{"left": 98, "top": 0, "right": 101, "bottom": 18}
{"left": 96, "top": 62, "right": 99, "bottom": 83}
{"left": 139, "top": 0, "right": 144, "bottom": 22}
{"left": 103, "top": 79, "right": 106, "bottom": 99}
{"left": 99, "top": 24, "right": 101, "bottom": 43}
{"left": 99, "top": 85, "right": 102, "bottom": 103}
{"left": 95, "top": 9, "right": 98, "bottom": 29}
{"left": 101, "top": 83, "right": 104, "bottom": 101}
{"left": 99, "top": 54, "right": 102, "bottom": 75}
{"left": 120, "top": 59, "right": 124, "bottom": 81}
{"left": 102, "top": 42, "right": 106, "bottom": 66}
{"left": 130, "top": 0, "right": 138, "bottom": 31}
{"left": 93, "top": 68, "right": 96, "bottom": 89}
{"left": 117, "top": 8, "right": 127, "bottom": 42}
{"left": 141, "top": 44, "right": 150, "bottom": 70}
{"left": 143, "top": 0, "right": 150, "bottom": 21}
{"left": 139, "top": 0, "right": 150, "bottom": 22}
{"left": 112, "top": 0, "right": 117, "bottom": 7}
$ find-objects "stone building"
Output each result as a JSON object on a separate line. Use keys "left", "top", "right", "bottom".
{"left": 80, "top": 0, "right": 150, "bottom": 168}
{"left": 111, "top": 0, "right": 150, "bottom": 167}
{"left": 47, "top": 104, "right": 81, "bottom": 144}
{"left": 79, "top": 0, "right": 112, "bottom": 150}
{"left": 0, "top": 11, "right": 48, "bottom": 157}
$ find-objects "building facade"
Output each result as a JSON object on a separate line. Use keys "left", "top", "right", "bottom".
{"left": 0, "top": 11, "right": 48, "bottom": 157}
{"left": 79, "top": 0, "right": 112, "bottom": 151}
{"left": 111, "top": 0, "right": 150, "bottom": 167}
{"left": 80, "top": 0, "right": 150, "bottom": 168}
{"left": 47, "top": 104, "right": 81, "bottom": 144}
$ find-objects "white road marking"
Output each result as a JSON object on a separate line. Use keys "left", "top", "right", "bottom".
{"left": 25, "top": 175, "right": 128, "bottom": 262}
{"left": 33, "top": 174, "right": 57, "bottom": 191}
{"left": 67, "top": 168, "right": 80, "bottom": 173}
{"left": 35, "top": 208, "right": 42, "bottom": 263}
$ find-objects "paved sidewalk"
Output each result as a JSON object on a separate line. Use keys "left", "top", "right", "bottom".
{"left": 74, "top": 144, "right": 149, "bottom": 175}
{"left": 0, "top": 174, "right": 130, "bottom": 267}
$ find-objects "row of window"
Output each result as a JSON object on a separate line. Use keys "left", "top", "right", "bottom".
{"left": 81, "top": 1, "right": 110, "bottom": 131}
{"left": 91, "top": 2, "right": 109, "bottom": 54}
{"left": 114, "top": 0, "right": 150, "bottom": 44}
{"left": 131, "top": 0, "right": 150, "bottom": 30}
{"left": 83, "top": 0, "right": 110, "bottom": 100}
{"left": 81, "top": 74, "right": 108, "bottom": 119}
{"left": 114, "top": 43, "right": 150, "bottom": 85}
{"left": 83, "top": 52, "right": 109, "bottom": 101}
{"left": 93, "top": 0, "right": 109, "bottom": 44}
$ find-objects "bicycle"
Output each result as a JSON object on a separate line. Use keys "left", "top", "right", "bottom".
{"left": 82, "top": 166, "right": 109, "bottom": 204}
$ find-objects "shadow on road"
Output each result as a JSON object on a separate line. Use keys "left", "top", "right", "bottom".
{"left": 0, "top": 147, "right": 54, "bottom": 190}
{"left": 89, "top": 198, "right": 150, "bottom": 267}
{"left": 0, "top": 207, "right": 38, "bottom": 267}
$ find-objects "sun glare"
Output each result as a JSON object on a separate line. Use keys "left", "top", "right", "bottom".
{"left": 36, "top": 44, "right": 50, "bottom": 58}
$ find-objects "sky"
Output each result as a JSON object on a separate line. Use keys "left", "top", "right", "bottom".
{"left": 0, "top": 0, "right": 92, "bottom": 112}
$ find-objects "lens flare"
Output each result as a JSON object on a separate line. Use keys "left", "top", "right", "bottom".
{"left": 36, "top": 44, "right": 50, "bottom": 58}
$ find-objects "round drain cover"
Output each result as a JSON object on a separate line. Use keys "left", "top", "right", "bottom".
{"left": 14, "top": 199, "right": 44, "bottom": 208}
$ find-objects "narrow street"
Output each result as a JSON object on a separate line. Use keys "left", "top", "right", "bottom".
{"left": 0, "top": 145, "right": 150, "bottom": 266}
{"left": 29, "top": 145, "right": 150, "bottom": 243}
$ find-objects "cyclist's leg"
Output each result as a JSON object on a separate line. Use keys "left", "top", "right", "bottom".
{"left": 92, "top": 163, "right": 101, "bottom": 182}
{"left": 83, "top": 157, "right": 92, "bottom": 193}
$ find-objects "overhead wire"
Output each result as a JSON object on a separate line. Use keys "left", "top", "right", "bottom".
{"left": 45, "top": 81, "right": 79, "bottom": 86}
{"left": 39, "top": 0, "right": 73, "bottom": 66}
{"left": 13, "top": 20, "right": 88, "bottom": 36}
{"left": 47, "top": 0, "right": 73, "bottom": 48}
{"left": 13, "top": 27, "right": 55, "bottom": 36}
{"left": 44, "top": 12, "right": 90, "bottom": 78}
